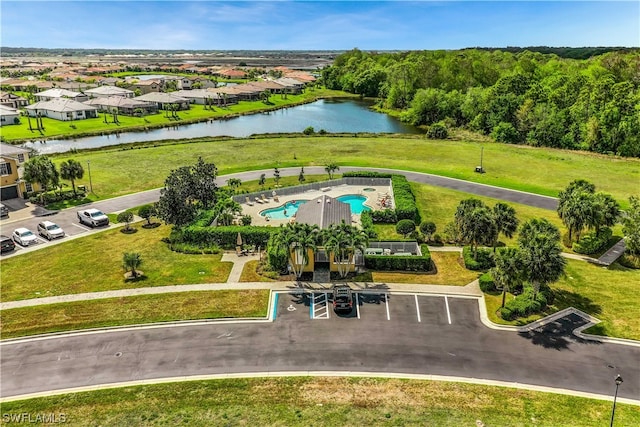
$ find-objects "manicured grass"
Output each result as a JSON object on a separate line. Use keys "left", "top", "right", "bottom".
{"left": 0, "top": 224, "right": 232, "bottom": 302}
{"left": 2, "top": 89, "right": 352, "bottom": 142}
{"left": 1, "top": 290, "right": 269, "bottom": 339}
{"left": 485, "top": 260, "right": 640, "bottom": 340}
{"left": 3, "top": 377, "right": 638, "bottom": 426}
{"left": 48, "top": 136, "right": 640, "bottom": 206}
{"left": 370, "top": 252, "right": 479, "bottom": 286}
{"left": 239, "top": 260, "right": 276, "bottom": 282}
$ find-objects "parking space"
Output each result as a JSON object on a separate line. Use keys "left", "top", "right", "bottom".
{"left": 275, "top": 291, "right": 477, "bottom": 327}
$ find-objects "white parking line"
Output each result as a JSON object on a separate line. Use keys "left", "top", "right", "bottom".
{"left": 35, "top": 237, "right": 48, "bottom": 244}
{"left": 445, "top": 296, "right": 452, "bottom": 324}
{"left": 72, "top": 223, "right": 91, "bottom": 232}
{"left": 385, "top": 293, "right": 390, "bottom": 320}
{"left": 355, "top": 293, "right": 360, "bottom": 319}
{"left": 414, "top": 294, "right": 421, "bottom": 323}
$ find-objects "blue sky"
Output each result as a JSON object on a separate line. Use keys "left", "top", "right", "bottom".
{"left": 1, "top": 1, "right": 638, "bottom": 50}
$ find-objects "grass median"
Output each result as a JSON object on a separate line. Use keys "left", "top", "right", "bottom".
{"left": 1, "top": 289, "right": 269, "bottom": 339}
{"left": 48, "top": 136, "right": 640, "bottom": 205}
{"left": 0, "top": 224, "right": 232, "bottom": 302}
{"left": 2, "top": 377, "right": 638, "bottom": 426}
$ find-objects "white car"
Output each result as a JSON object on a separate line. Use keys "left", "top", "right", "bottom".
{"left": 37, "top": 221, "right": 65, "bottom": 240}
{"left": 77, "top": 208, "right": 109, "bottom": 227}
{"left": 12, "top": 227, "right": 37, "bottom": 246}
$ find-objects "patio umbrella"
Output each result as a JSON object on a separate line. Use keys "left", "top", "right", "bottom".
{"left": 272, "top": 190, "right": 277, "bottom": 197}
{"left": 236, "top": 232, "right": 243, "bottom": 247}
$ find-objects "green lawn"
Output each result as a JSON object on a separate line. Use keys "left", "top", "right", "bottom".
{"left": 486, "top": 259, "right": 640, "bottom": 340}
{"left": 3, "top": 377, "right": 638, "bottom": 426}
{"left": 1, "top": 89, "right": 352, "bottom": 142}
{"left": 46, "top": 136, "right": 640, "bottom": 206}
{"left": 369, "top": 252, "right": 479, "bottom": 286}
{"left": 1, "top": 289, "right": 269, "bottom": 339}
{"left": 0, "top": 224, "right": 232, "bottom": 302}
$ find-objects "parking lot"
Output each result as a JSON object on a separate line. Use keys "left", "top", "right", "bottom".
{"left": 274, "top": 291, "right": 480, "bottom": 327}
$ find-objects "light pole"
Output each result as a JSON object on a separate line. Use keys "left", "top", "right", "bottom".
{"left": 610, "top": 374, "right": 623, "bottom": 427}
{"left": 87, "top": 160, "right": 93, "bottom": 194}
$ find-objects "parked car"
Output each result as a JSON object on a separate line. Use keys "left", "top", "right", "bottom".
{"left": 37, "top": 221, "right": 65, "bottom": 240}
{"left": 0, "top": 235, "right": 16, "bottom": 253}
{"left": 332, "top": 284, "right": 354, "bottom": 313}
{"left": 12, "top": 227, "right": 37, "bottom": 246}
{"left": 0, "top": 203, "right": 8, "bottom": 218}
{"left": 77, "top": 208, "right": 109, "bottom": 227}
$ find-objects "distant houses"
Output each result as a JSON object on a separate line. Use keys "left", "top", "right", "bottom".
{"left": 25, "top": 99, "right": 98, "bottom": 121}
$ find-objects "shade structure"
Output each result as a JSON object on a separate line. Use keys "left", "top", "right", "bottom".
{"left": 236, "top": 232, "right": 243, "bottom": 247}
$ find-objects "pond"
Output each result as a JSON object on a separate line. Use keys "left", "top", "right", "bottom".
{"left": 22, "top": 98, "right": 420, "bottom": 154}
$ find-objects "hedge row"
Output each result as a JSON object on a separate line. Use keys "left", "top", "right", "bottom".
{"left": 370, "top": 209, "right": 398, "bottom": 223}
{"left": 572, "top": 227, "right": 613, "bottom": 255}
{"left": 391, "top": 175, "right": 420, "bottom": 222}
{"left": 499, "top": 285, "right": 554, "bottom": 320}
{"left": 342, "top": 171, "right": 393, "bottom": 178}
{"left": 479, "top": 272, "right": 495, "bottom": 292}
{"left": 364, "top": 244, "right": 432, "bottom": 272}
{"left": 462, "top": 246, "right": 495, "bottom": 271}
{"left": 175, "top": 225, "right": 276, "bottom": 249}
{"left": 359, "top": 211, "right": 378, "bottom": 238}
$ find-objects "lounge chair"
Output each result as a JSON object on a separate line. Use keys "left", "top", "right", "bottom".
{"left": 255, "top": 197, "right": 264, "bottom": 204}
{"left": 261, "top": 194, "right": 269, "bottom": 202}
{"left": 245, "top": 196, "right": 254, "bottom": 206}
{"left": 274, "top": 196, "right": 280, "bottom": 203}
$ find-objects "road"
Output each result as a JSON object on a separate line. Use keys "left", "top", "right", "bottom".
{"left": 2, "top": 293, "right": 638, "bottom": 400}
{"left": 0, "top": 166, "right": 557, "bottom": 258}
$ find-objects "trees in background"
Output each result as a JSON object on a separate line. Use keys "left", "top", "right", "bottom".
{"left": 322, "top": 49, "right": 640, "bottom": 156}
{"left": 622, "top": 196, "right": 640, "bottom": 255}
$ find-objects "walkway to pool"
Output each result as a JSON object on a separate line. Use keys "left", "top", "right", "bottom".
{"left": 238, "top": 183, "right": 392, "bottom": 226}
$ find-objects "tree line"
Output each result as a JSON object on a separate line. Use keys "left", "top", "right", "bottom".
{"left": 322, "top": 48, "right": 640, "bottom": 157}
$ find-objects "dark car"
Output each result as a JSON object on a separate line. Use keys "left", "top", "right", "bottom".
{"left": 0, "top": 235, "right": 16, "bottom": 253}
{"left": 333, "top": 284, "right": 353, "bottom": 312}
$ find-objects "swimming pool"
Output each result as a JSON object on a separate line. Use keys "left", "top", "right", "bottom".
{"left": 260, "top": 200, "right": 308, "bottom": 219}
{"left": 259, "top": 194, "right": 371, "bottom": 219}
{"left": 336, "top": 194, "right": 371, "bottom": 214}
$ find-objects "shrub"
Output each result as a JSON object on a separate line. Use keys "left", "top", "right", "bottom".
{"left": 426, "top": 121, "right": 448, "bottom": 139}
{"left": 491, "top": 122, "right": 519, "bottom": 143}
{"left": 360, "top": 211, "right": 378, "bottom": 239}
{"left": 364, "top": 245, "right": 432, "bottom": 272}
{"left": 500, "top": 285, "right": 553, "bottom": 320}
{"left": 342, "top": 171, "right": 393, "bottom": 178}
{"left": 241, "top": 215, "right": 252, "bottom": 226}
{"left": 419, "top": 221, "right": 436, "bottom": 241}
{"left": 138, "top": 204, "right": 156, "bottom": 225}
{"left": 371, "top": 209, "right": 397, "bottom": 223}
{"left": 266, "top": 232, "right": 288, "bottom": 272}
{"left": 618, "top": 253, "right": 640, "bottom": 269}
{"left": 391, "top": 175, "right": 420, "bottom": 222}
{"left": 572, "top": 227, "right": 613, "bottom": 254}
{"left": 175, "top": 225, "right": 276, "bottom": 249}
{"left": 432, "top": 233, "right": 444, "bottom": 245}
{"left": 396, "top": 219, "right": 416, "bottom": 237}
{"left": 479, "top": 272, "right": 496, "bottom": 292}
{"left": 303, "top": 126, "right": 315, "bottom": 135}
{"left": 117, "top": 210, "right": 134, "bottom": 230}
{"left": 463, "top": 246, "right": 495, "bottom": 271}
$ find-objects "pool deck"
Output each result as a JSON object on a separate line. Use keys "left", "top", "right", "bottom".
{"left": 240, "top": 184, "right": 393, "bottom": 227}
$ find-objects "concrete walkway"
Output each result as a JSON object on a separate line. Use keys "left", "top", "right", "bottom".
{"left": 221, "top": 251, "right": 260, "bottom": 282}
{"left": 597, "top": 238, "right": 626, "bottom": 266}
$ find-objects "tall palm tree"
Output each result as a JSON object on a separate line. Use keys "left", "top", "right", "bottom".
{"left": 492, "top": 203, "right": 519, "bottom": 252}
{"left": 323, "top": 222, "right": 369, "bottom": 279}
{"left": 60, "top": 159, "right": 84, "bottom": 195}
{"left": 491, "top": 247, "right": 524, "bottom": 308}
{"left": 518, "top": 218, "right": 565, "bottom": 298}
{"left": 277, "top": 223, "right": 319, "bottom": 280}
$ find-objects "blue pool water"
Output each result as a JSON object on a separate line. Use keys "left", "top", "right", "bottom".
{"left": 260, "top": 200, "right": 308, "bottom": 219}
{"left": 336, "top": 195, "right": 371, "bottom": 214}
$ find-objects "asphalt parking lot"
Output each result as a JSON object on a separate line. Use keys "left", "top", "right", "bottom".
{"left": 275, "top": 291, "right": 478, "bottom": 327}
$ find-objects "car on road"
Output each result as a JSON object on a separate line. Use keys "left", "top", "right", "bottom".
{"left": 12, "top": 227, "right": 37, "bottom": 246}
{"left": 1, "top": 235, "right": 16, "bottom": 253}
{"left": 333, "top": 284, "right": 354, "bottom": 313}
{"left": 37, "top": 221, "right": 65, "bottom": 240}
{"left": 0, "top": 203, "right": 8, "bottom": 218}
{"left": 77, "top": 208, "right": 109, "bottom": 227}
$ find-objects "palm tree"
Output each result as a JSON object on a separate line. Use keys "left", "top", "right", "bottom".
{"left": 123, "top": 252, "right": 143, "bottom": 278}
{"left": 59, "top": 159, "right": 84, "bottom": 195}
{"left": 492, "top": 203, "right": 519, "bottom": 252}
{"left": 227, "top": 178, "right": 242, "bottom": 193}
{"left": 491, "top": 247, "right": 524, "bottom": 308}
{"left": 323, "top": 222, "right": 369, "bottom": 279}
{"left": 324, "top": 163, "right": 340, "bottom": 180}
{"left": 277, "top": 223, "right": 320, "bottom": 280}
{"left": 23, "top": 155, "right": 58, "bottom": 204}
{"left": 518, "top": 218, "right": 565, "bottom": 298}
{"left": 558, "top": 191, "right": 593, "bottom": 242}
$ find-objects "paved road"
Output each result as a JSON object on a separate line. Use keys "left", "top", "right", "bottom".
{"left": 2, "top": 293, "right": 638, "bottom": 399}
{"left": 0, "top": 166, "right": 557, "bottom": 258}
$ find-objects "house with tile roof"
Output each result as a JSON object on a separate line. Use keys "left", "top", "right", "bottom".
{"left": 35, "top": 88, "right": 88, "bottom": 103}
{"left": 84, "top": 85, "right": 134, "bottom": 99}
{"left": 0, "top": 105, "right": 20, "bottom": 126}
{"left": 25, "top": 98, "right": 98, "bottom": 121}
{"left": 84, "top": 96, "right": 157, "bottom": 115}
{"left": 133, "top": 92, "right": 190, "bottom": 110}
{"left": 0, "top": 143, "right": 40, "bottom": 200}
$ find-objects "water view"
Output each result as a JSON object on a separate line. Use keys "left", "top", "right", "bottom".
{"left": 22, "top": 98, "right": 420, "bottom": 154}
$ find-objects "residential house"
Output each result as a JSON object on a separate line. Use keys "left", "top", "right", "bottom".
{"left": 0, "top": 143, "right": 40, "bottom": 199}
{"left": 25, "top": 98, "right": 98, "bottom": 121}
{"left": 133, "top": 92, "right": 190, "bottom": 110}
{"left": 84, "top": 96, "right": 157, "bottom": 115}
{"left": 35, "top": 88, "right": 89, "bottom": 103}
{"left": 215, "top": 69, "right": 247, "bottom": 79}
{"left": 274, "top": 77, "right": 305, "bottom": 94}
{"left": 190, "top": 77, "right": 218, "bottom": 89}
{"left": 84, "top": 86, "right": 134, "bottom": 98}
{"left": 128, "top": 79, "right": 161, "bottom": 94}
{"left": 0, "top": 105, "right": 20, "bottom": 126}
{"left": 0, "top": 91, "right": 29, "bottom": 109}
{"left": 244, "top": 80, "right": 286, "bottom": 94}
{"left": 215, "top": 84, "right": 261, "bottom": 101}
